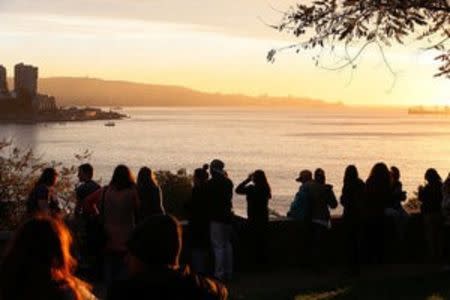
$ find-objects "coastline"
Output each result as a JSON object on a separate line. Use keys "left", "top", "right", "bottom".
{"left": 0, "top": 107, "right": 128, "bottom": 124}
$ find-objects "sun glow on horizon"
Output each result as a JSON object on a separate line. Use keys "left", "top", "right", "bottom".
{"left": 0, "top": 1, "right": 448, "bottom": 106}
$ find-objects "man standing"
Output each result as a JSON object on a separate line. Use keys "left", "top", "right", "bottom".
{"left": 287, "top": 170, "right": 313, "bottom": 221}
{"left": 206, "top": 159, "right": 234, "bottom": 281}
{"left": 75, "top": 163, "right": 101, "bottom": 276}
{"left": 75, "top": 163, "right": 101, "bottom": 216}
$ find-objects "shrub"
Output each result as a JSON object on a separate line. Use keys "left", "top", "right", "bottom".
{"left": 0, "top": 140, "right": 90, "bottom": 230}
{"left": 156, "top": 169, "right": 193, "bottom": 220}
{"left": 0, "top": 139, "right": 195, "bottom": 229}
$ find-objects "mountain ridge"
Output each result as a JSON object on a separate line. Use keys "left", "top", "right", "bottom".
{"left": 7, "top": 77, "right": 344, "bottom": 107}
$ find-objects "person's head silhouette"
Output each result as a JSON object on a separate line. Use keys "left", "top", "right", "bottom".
{"left": 1, "top": 215, "right": 91, "bottom": 300}
{"left": 126, "top": 215, "right": 182, "bottom": 273}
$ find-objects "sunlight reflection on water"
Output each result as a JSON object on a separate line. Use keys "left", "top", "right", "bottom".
{"left": 1, "top": 107, "right": 449, "bottom": 216}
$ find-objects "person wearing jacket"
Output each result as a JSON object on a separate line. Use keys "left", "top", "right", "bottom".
{"left": 287, "top": 170, "right": 313, "bottom": 221}
{"left": 235, "top": 170, "right": 272, "bottom": 267}
{"left": 186, "top": 165, "right": 211, "bottom": 274}
{"left": 107, "top": 215, "right": 228, "bottom": 300}
{"left": 303, "top": 168, "right": 338, "bottom": 269}
{"left": 205, "top": 159, "right": 234, "bottom": 281}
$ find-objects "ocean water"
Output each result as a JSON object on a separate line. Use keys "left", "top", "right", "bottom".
{"left": 1, "top": 107, "right": 449, "bottom": 216}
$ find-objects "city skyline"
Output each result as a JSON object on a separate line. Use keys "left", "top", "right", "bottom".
{"left": 0, "top": 0, "right": 448, "bottom": 106}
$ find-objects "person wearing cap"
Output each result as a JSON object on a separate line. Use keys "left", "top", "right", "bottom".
{"left": 106, "top": 215, "right": 228, "bottom": 300}
{"left": 287, "top": 170, "right": 313, "bottom": 221}
{"left": 205, "top": 159, "right": 234, "bottom": 281}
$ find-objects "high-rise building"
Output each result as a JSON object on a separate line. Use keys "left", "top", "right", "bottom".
{"left": 14, "top": 63, "right": 38, "bottom": 98}
{"left": 0, "top": 65, "right": 8, "bottom": 94}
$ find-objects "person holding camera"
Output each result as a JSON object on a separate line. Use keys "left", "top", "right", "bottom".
{"left": 236, "top": 170, "right": 272, "bottom": 267}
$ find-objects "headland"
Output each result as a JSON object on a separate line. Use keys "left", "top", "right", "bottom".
{"left": 0, "top": 63, "right": 126, "bottom": 123}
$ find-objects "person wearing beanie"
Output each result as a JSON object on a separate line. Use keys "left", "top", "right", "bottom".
{"left": 106, "top": 215, "right": 228, "bottom": 300}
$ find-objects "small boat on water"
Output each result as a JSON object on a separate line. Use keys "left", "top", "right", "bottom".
{"left": 104, "top": 121, "right": 116, "bottom": 127}
{"left": 408, "top": 106, "right": 450, "bottom": 115}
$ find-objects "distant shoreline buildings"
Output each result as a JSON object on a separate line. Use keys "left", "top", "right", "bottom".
{"left": 0, "top": 63, "right": 126, "bottom": 123}
{"left": 0, "top": 63, "right": 57, "bottom": 115}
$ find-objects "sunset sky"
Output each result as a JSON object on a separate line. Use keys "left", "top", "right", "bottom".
{"left": 0, "top": 0, "right": 448, "bottom": 106}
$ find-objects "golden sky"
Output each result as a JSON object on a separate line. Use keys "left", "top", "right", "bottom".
{"left": 0, "top": 0, "right": 448, "bottom": 106}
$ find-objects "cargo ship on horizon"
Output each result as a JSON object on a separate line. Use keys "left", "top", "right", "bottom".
{"left": 408, "top": 106, "right": 450, "bottom": 115}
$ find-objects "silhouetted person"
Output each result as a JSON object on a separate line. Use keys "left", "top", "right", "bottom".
{"left": 186, "top": 165, "right": 211, "bottom": 274}
{"left": 205, "top": 159, "right": 234, "bottom": 281}
{"left": 27, "top": 168, "right": 61, "bottom": 216}
{"left": 96, "top": 165, "right": 140, "bottom": 286}
{"left": 364, "top": 162, "right": 392, "bottom": 264}
{"left": 386, "top": 166, "right": 409, "bottom": 252}
{"left": 304, "top": 168, "right": 338, "bottom": 269}
{"left": 75, "top": 164, "right": 101, "bottom": 216}
{"left": 389, "top": 166, "right": 407, "bottom": 213}
{"left": 442, "top": 173, "right": 450, "bottom": 267}
{"left": 418, "top": 168, "right": 443, "bottom": 262}
{"left": 340, "top": 165, "right": 365, "bottom": 274}
{"left": 235, "top": 170, "right": 272, "bottom": 267}
{"left": 137, "top": 167, "right": 164, "bottom": 219}
{"left": 287, "top": 170, "right": 313, "bottom": 221}
{"left": 106, "top": 215, "right": 228, "bottom": 300}
{"left": 0, "top": 215, "right": 95, "bottom": 300}
{"left": 74, "top": 163, "right": 101, "bottom": 277}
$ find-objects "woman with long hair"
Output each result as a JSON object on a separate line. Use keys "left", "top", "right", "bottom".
{"left": 27, "top": 168, "right": 61, "bottom": 216}
{"left": 418, "top": 168, "right": 443, "bottom": 262}
{"left": 102, "top": 165, "right": 140, "bottom": 286}
{"left": 0, "top": 215, "right": 95, "bottom": 300}
{"left": 137, "top": 167, "right": 164, "bottom": 219}
{"left": 340, "top": 165, "right": 365, "bottom": 273}
{"left": 364, "top": 162, "right": 392, "bottom": 264}
{"left": 236, "top": 169, "right": 272, "bottom": 266}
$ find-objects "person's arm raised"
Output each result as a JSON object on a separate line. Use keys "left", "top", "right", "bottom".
{"left": 235, "top": 175, "right": 252, "bottom": 195}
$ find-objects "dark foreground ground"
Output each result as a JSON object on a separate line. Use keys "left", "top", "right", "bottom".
{"left": 92, "top": 265, "right": 450, "bottom": 299}
{"left": 227, "top": 265, "right": 450, "bottom": 300}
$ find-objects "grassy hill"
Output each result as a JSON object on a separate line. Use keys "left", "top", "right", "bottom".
{"left": 8, "top": 77, "right": 343, "bottom": 107}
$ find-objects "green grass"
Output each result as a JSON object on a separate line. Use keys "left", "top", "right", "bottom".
{"left": 230, "top": 271, "right": 450, "bottom": 300}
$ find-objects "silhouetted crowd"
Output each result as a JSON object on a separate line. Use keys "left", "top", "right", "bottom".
{"left": 0, "top": 159, "right": 449, "bottom": 300}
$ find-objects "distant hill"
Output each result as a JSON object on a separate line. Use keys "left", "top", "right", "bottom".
{"left": 7, "top": 77, "right": 343, "bottom": 107}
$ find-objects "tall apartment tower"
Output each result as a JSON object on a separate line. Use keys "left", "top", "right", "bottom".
{"left": 14, "top": 63, "right": 38, "bottom": 98}
{"left": 0, "top": 65, "right": 8, "bottom": 94}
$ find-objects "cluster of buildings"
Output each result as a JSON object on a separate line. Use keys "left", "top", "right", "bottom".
{"left": 0, "top": 63, "right": 57, "bottom": 115}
